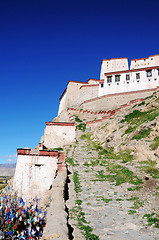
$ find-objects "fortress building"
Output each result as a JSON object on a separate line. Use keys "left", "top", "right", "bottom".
{"left": 99, "top": 54, "right": 159, "bottom": 97}
{"left": 13, "top": 54, "right": 159, "bottom": 202}
{"left": 58, "top": 54, "right": 159, "bottom": 119}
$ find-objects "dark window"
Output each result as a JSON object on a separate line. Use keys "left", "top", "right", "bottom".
{"left": 101, "top": 83, "right": 104, "bottom": 88}
{"left": 115, "top": 75, "right": 120, "bottom": 82}
{"left": 146, "top": 70, "right": 152, "bottom": 77}
{"left": 136, "top": 73, "right": 140, "bottom": 79}
{"left": 126, "top": 74, "right": 130, "bottom": 80}
{"left": 158, "top": 69, "right": 159, "bottom": 75}
{"left": 107, "top": 76, "right": 112, "bottom": 83}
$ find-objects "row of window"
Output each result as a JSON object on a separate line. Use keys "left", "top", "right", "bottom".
{"left": 106, "top": 69, "right": 159, "bottom": 83}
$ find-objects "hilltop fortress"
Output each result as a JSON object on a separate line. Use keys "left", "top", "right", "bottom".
{"left": 58, "top": 54, "right": 159, "bottom": 121}
{"left": 13, "top": 54, "right": 159, "bottom": 202}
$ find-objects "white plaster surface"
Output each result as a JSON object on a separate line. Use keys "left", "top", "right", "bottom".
{"left": 130, "top": 55, "right": 159, "bottom": 69}
{"left": 13, "top": 155, "right": 58, "bottom": 201}
{"left": 100, "top": 58, "right": 129, "bottom": 79}
{"left": 99, "top": 69, "right": 159, "bottom": 97}
{"left": 42, "top": 124, "right": 76, "bottom": 149}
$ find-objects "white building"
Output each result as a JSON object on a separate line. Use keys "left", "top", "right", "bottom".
{"left": 99, "top": 54, "right": 159, "bottom": 96}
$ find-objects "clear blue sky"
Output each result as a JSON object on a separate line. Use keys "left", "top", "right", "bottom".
{"left": 0, "top": 0, "right": 159, "bottom": 163}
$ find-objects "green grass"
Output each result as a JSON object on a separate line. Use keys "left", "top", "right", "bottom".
{"left": 75, "top": 199, "right": 82, "bottom": 205}
{"left": 127, "top": 196, "right": 139, "bottom": 201}
{"left": 132, "top": 198, "right": 144, "bottom": 209}
{"left": 143, "top": 213, "right": 159, "bottom": 228}
{"left": 128, "top": 210, "right": 137, "bottom": 214}
{"left": 127, "top": 186, "right": 142, "bottom": 191}
{"left": 124, "top": 126, "right": 135, "bottom": 134}
{"left": 120, "top": 109, "right": 159, "bottom": 127}
{"left": 138, "top": 101, "right": 145, "bottom": 106}
{"left": 66, "top": 157, "right": 74, "bottom": 166}
{"left": 74, "top": 115, "right": 83, "bottom": 122}
{"left": 150, "top": 136, "right": 159, "bottom": 150}
{"left": 83, "top": 162, "right": 90, "bottom": 167}
{"left": 101, "top": 197, "right": 112, "bottom": 204}
{"left": 139, "top": 160, "right": 159, "bottom": 179}
{"left": 80, "top": 133, "right": 92, "bottom": 140}
{"left": 73, "top": 171, "right": 82, "bottom": 193}
{"left": 94, "top": 163, "right": 143, "bottom": 186}
{"left": 77, "top": 123, "right": 86, "bottom": 132}
{"left": 131, "top": 128, "right": 152, "bottom": 141}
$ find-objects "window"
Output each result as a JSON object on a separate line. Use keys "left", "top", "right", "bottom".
{"left": 107, "top": 76, "right": 112, "bottom": 83}
{"left": 126, "top": 74, "right": 130, "bottom": 80}
{"left": 115, "top": 75, "right": 120, "bottom": 82}
{"left": 146, "top": 70, "right": 152, "bottom": 77}
{"left": 101, "top": 83, "right": 104, "bottom": 88}
{"left": 158, "top": 69, "right": 159, "bottom": 75}
{"left": 136, "top": 73, "right": 140, "bottom": 79}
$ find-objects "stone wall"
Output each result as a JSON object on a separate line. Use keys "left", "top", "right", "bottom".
{"left": 81, "top": 87, "right": 159, "bottom": 112}
{"left": 58, "top": 81, "right": 87, "bottom": 116}
{"left": 71, "top": 84, "right": 99, "bottom": 107}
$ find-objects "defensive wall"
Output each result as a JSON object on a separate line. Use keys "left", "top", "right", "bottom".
{"left": 81, "top": 87, "right": 159, "bottom": 112}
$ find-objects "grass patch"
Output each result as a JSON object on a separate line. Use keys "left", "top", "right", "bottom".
{"left": 83, "top": 162, "right": 90, "bottom": 167}
{"left": 124, "top": 126, "right": 135, "bottom": 134}
{"left": 74, "top": 115, "right": 82, "bottom": 122}
{"left": 138, "top": 101, "right": 145, "bottom": 106}
{"left": 66, "top": 157, "right": 74, "bottom": 166}
{"left": 127, "top": 196, "right": 139, "bottom": 201}
{"left": 90, "top": 159, "right": 99, "bottom": 167}
{"left": 131, "top": 128, "right": 152, "bottom": 141}
{"left": 80, "top": 133, "right": 92, "bottom": 140}
{"left": 139, "top": 160, "right": 159, "bottom": 179}
{"left": 94, "top": 163, "right": 143, "bottom": 186}
{"left": 128, "top": 210, "right": 137, "bottom": 214}
{"left": 73, "top": 171, "right": 82, "bottom": 193}
{"left": 132, "top": 198, "right": 144, "bottom": 209}
{"left": 101, "top": 197, "right": 112, "bottom": 204}
{"left": 150, "top": 136, "right": 159, "bottom": 150}
{"left": 127, "top": 186, "right": 142, "bottom": 191}
{"left": 143, "top": 213, "right": 159, "bottom": 228}
{"left": 77, "top": 123, "right": 86, "bottom": 132}
{"left": 120, "top": 109, "right": 159, "bottom": 126}
{"left": 75, "top": 199, "right": 82, "bottom": 205}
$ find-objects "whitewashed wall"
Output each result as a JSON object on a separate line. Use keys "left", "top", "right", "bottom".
{"left": 99, "top": 68, "right": 159, "bottom": 96}
{"left": 130, "top": 55, "right": 159, "bottom": 70}
{"left": 13, "top": 154, "right": 58, "bottom": 201}
{"left": 100, "top": 58, "right": 129, "bottom": 80}
{"left": 42, "top": 123, "right": 76, "bottom": 149}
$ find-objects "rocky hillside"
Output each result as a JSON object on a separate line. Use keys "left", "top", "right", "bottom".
{"left": 65, "top": 90, "right": 159, "bottom": 240}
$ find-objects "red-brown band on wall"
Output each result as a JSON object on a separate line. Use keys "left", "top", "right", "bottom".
{"left": 46, "top": 122, "right": 75, "bottom": 126}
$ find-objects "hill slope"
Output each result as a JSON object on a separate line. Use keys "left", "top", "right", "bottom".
{"left": 66, "top": 91, "right": 159, "bottom": 240}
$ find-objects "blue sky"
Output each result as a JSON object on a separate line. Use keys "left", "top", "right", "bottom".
{"left": 0, "top": 0, "right": 159, "bottom": 163}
